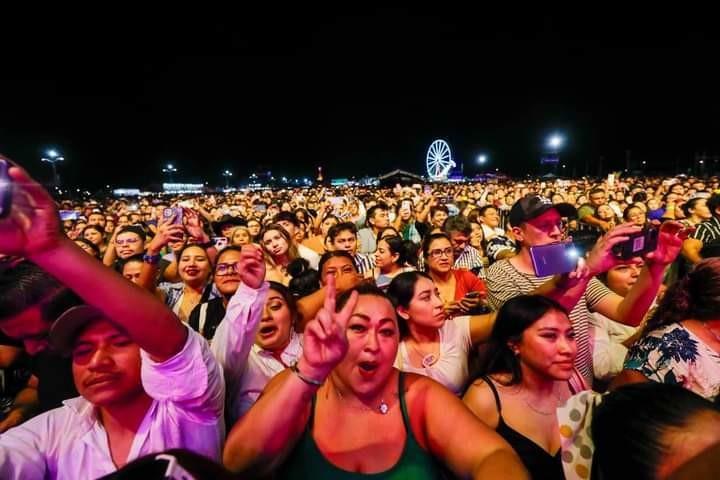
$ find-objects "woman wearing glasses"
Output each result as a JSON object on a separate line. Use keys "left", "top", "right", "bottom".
{"left": 423, "top": 233, "right": 487, "bottom": 316}
{"left": 187, "top": 246, "right": 245, "bottom": 341}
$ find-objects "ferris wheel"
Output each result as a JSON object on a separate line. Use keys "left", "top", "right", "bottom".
{"left": 426, "top": 139, "right": 455, "bottom": 181}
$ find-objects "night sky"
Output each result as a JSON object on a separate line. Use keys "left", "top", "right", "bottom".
{"left": 1, "top": 7, "right": 719, "bottom": 188}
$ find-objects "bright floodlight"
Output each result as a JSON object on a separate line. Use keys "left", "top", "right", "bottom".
{"left": 478, "top": 155, "right": 487, "bottom": 164}
{"left": 167, "top": 164, "right": 174, "bottom": 169}
{"left": 47, "top": 149, "right": 59, "bottom": 158}
{"left": 547, "top": 134, "right": 564, "bottom": 150}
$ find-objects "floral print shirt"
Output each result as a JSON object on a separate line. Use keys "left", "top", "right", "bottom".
{"left": 624, "top": 323, "right": 720, "bottom": 401}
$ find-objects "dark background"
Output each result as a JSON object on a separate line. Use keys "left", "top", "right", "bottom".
{"left": 1, "top": 7, "right": 719, "bottom": 188}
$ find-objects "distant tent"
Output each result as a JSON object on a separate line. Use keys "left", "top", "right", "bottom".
{"left": 377, "top": 169, "right": 424, "bottom": 187}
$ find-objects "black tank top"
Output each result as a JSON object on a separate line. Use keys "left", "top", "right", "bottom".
{"left": 482, "top": 376, "right": 564, "bottom": 480}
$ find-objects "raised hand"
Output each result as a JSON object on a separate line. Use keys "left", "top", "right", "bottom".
{"left": 147, "top": 213, "right": 185, "bottom": 255}
{"left": 645, "top": 221, "right": 684, "bottom": 266}
{"left": 299, "top": 274, "right": 359, "bottom": 382}
{"left": 585, "top": 223, "right": 641, "bottom": 276}
{"left": 238, "top": 244, "right": 266, "bottom": 289}
{"left": 183, "top": 207, "right": 210, "bottom": 243}
{"left": 0, "top": 161, "right": 62, "bottom": 256}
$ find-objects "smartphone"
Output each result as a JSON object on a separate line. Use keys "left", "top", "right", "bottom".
{"left": 0, "top": 159, "right": 12, "bottom": 219}
{"left": 401, "top": 200, "right": 413, "bottom": 211}
{"left": 127, "top": 204, "right": 139, "bottom": 212}
{"left": 530, "top": 242, "right": 580, "bottom": 277}
{"left": 163, "top": 207, "right": 183, "bottom": 225}
{"left": 423, "top": 185, "right": 432, "bottom": 195}
{"left": 59, "top": 210, "right": 79, "bottom": 221}
{"left": 212, "top": 236, "right": 229, "bottom": 250}
{"left": 253, "top": 204, "right": 267, "bottom": 213}
{"left": 464, "top": 291, "right": 481, "bottom": 299}
{"left": 612, "top": 227, "right": 659, "bottom": 260}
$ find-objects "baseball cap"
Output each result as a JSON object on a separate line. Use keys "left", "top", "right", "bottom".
{"left": 508, "top": 194, "right": 577, "bottom": 227}
{"left": 49, "top": 305, "right": 106, "bottom": 356}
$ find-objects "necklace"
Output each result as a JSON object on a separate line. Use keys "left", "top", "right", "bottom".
{"left": 333, "top": 384, "right": 394, "bottom": 415}
{"left": 702, "top": 321, "right": 720, "bottom": 344}
{"left": 523, "top": 397, "right": 556, "bottom": 416}
{"left": 406, "top": 341, "right": 439, "bottom": 368}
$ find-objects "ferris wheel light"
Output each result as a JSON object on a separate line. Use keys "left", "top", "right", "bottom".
{"left": 426, "top": 139, "right": 456, "bottom": 181}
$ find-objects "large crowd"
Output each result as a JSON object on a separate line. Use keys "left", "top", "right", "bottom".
{"left": 1, "top": 155, "right": 720, "bottom": 479}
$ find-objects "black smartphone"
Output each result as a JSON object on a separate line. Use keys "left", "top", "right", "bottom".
{"left": 464, "top": 291, "right": 481, "bottom": 299}
{"left": 612, "top": 227, "right": 659, "bottom": 260}
{"left": 0, "top": 159, "right": 11, "bottom": 219}
{"left": 529, "top": 242, "right": 580, "bottom": 277}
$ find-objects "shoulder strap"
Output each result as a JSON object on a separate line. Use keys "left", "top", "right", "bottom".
{"left": 200, "top": 282, "right": 214, "bottom": 304}
{"left": 198, "top": 302, "right": 209, "bottom": 337}
{"left": 481, "top": 375, "right": 502, "bottom": 414}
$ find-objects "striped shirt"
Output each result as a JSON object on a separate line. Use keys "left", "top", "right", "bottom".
{"left": 454, "top": 245, "right": 486, "bottom": 279}
{"left": 353, "top": 252, "right": 376, "bottom": 278}
{"left": 485, "top": 259, "right": 612, "bottom": 386}
{"left": 692, "top": 216, "right": 720, "bottom": 244}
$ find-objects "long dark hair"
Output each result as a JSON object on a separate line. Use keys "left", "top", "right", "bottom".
{"left": 592, "top": 383, "right": 720, "bottom": 480}
{"left": 643, "top": 257, "right": 720, "bottom": 335}
{"left": 386, "top": 271, "right": 433, "bottom": 339}
{"left": 475, "top": 295, "right": 568, "bottom": 386}
{"left": 379, "top": 236, "right": 418, "bottom": 269}
{"left": 287, "top": 258, "right": 320, "bottom": 298}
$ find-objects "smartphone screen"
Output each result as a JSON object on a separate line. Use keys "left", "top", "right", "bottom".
{"left": 530, "top": 242, "right": 579, "bottom": 277}
{"left": 59, "top": 210, "right": 79, "bottom": 221}
{"left": 0, "top": 159, "right": 12, "bottom": 218}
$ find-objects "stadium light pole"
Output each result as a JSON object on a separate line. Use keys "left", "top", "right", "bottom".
{"left": 162, "top": 163, "right": 178, "bottom": 183}
{"left": 41, "top": 149, "right": 65, "bottom": 187}
{"left": 223, "top": 169, "right": 233, "bottom": 188}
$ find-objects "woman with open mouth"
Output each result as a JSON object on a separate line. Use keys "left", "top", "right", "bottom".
{"left": 387, "top": 271, "right": 497, "bottom": 396}
{"left": 211, "top": 244, "right": 305, "bottom": 423}
{"left": 223, "top": 275, "right": 528, "bottom": 479}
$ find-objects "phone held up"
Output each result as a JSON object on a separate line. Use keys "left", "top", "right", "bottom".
{"left": 0, "top": 158, "right": 11, "bottom": 219}
{"left": 529, "top": 242, "right": 580, "bottom": 277}
{"left": 163, "top": 207, "right": 184, "bottom": 225}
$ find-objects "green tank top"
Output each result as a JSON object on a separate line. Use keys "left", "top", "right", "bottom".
{"left": 279, "top": 372, "right": 444, "bottom": 480}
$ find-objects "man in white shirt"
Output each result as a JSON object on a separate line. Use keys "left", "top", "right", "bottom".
{"left": 0, "top": 161, "right": 225, "bottom": 479}
{"left": 274, "top": 212, "right": 320, "bottom": 269}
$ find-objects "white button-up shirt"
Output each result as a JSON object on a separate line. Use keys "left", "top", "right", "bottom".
{"left": 211, "top": 282, "right": 303, "bottom": 423}
{"left": 0, "top": 326, "right": 225, "bottom": 480}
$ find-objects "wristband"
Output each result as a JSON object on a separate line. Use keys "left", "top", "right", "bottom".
{"left": 143, "top": 253, "right": 161, "bottom": 265}
{"left": 290, "top": 362, "right": 324, "bottom": 386}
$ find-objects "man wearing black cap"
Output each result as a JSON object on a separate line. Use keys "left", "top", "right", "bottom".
{"left": 211, "top": 214, "right": 246, "bottom": 239}
{"left": 485, "top": 194, "right": 682, "bottom": 386}
{"left": 0, "top": 163, "right": 225, "bottom": 478}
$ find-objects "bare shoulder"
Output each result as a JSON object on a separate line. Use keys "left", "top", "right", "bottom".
{"left": 462, "top": 376, "right": 502, "bottom": 429}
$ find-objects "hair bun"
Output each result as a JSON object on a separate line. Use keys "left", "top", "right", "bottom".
{"left": 287, "top": 258, "right": 310, "bottom": 278}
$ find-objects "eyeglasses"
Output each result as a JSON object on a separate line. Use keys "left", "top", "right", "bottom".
{"left": 215, "top": 262, "right": 240, "bottom": 276}
{"left": 115, "top": 238, "right": 140, "bottom": 246}
{"left": 428, "top": 248, "right": 453, "bottom": 259}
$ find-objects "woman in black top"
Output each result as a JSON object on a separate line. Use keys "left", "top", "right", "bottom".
{"left": 464, "top": 295, "right": 584, "bottom": 480}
